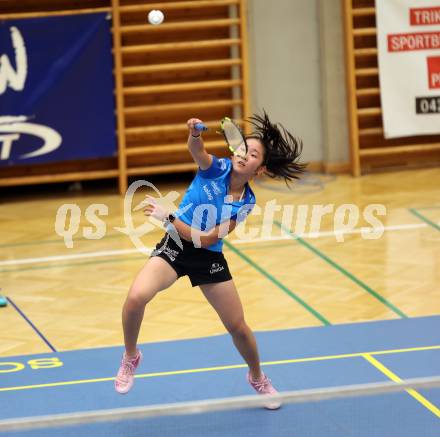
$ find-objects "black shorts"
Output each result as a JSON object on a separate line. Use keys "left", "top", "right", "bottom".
{"left": 151, "top": 234, "right": 232, "bottom": 287}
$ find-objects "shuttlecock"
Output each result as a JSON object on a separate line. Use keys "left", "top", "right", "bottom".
{"left": 148, "top": 10, "right": 164, "bottom": 25}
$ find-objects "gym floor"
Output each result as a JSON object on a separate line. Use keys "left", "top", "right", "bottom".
{"left": 1, "top": 167, "right": 439, "bottom": 434}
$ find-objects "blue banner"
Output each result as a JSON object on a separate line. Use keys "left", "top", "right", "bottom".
{"left": 0, "top": 13, "right": 116, "bottom": 166}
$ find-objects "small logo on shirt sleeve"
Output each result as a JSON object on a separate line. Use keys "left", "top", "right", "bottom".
{"left": 236, "top": 204, "right": 254, "bottom": 222}
{"left": 238, "top": 210, "right": 249, "bottom": 221}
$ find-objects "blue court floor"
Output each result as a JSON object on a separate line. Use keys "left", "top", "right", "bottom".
{"left": 1, "top": 316, "right": 439, "bottom": 436}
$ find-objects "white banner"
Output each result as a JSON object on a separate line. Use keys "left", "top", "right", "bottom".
{"left": 376, "top": 0, "right": 440, "bottom": 138}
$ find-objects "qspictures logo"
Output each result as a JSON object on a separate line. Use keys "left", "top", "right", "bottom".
{"left": 54, "top": 180, "right": 387, "bottom": 253}
{"left": 54, "top": 180, "right": 190, "bottom": 254}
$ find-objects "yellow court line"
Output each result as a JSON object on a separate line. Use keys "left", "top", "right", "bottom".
{"left": 263, "top": 345, "right": 440, "bottom": 366}
{"left": 0, "top": 364, "right": 248, "bottom": 393}
{"left": 367, "top": 345, "right": 440, "bottom": 356}
{"left": 363, "top": 354, "right": 440, "bottom": 419}
{"left": 1, "top": 344, "right": 439, "bottom": 393}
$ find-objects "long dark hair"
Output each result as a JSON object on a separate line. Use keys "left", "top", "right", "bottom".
{"left": 247, "top": 110, "right": 307, "bottom": 182}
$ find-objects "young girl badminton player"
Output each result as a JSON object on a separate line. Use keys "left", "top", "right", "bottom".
{"left": 115, "top": 111, "right": 305, "bottom": 409}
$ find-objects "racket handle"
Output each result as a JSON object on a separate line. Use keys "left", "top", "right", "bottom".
{"left": 194, "top": 122, "right": 208, "bottom": 131}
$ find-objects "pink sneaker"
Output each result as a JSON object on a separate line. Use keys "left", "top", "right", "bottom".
{"left": 247, "top": 371, "right": 281, "bottom": 410}
{"left": 115, "top": 350, "right": 142, "bottom": 394}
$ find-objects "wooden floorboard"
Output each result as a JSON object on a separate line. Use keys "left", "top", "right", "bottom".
{"left": 1, "top": 167, "right": 439, "bottom": 356}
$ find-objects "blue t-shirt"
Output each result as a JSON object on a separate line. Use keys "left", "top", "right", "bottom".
{"left": 176, "top": 155, "right": 256, "bottom": 252}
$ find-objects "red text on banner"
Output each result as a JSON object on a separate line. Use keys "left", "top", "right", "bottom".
{"left": 427, "top": 56, "right": 440, "bottom": 89}
{"left": 410, "top": 7, "right": 440, "bottom": 26}
{"left": 388, "top": 31, "right": 440, "bottom": 52}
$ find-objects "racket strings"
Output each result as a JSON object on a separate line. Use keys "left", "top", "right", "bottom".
{"left": 220, "top": 118, "right": 248, "bottom": 156}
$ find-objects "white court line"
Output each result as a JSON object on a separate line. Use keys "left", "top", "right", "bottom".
{"left": 0, "top": 222, "right": 438, "bottom": 268}
{"left": 231, "top": 222, "right": 432, "bottom": 244}
{"left": 0, "top": 248, "right": 150, "bottom": 267}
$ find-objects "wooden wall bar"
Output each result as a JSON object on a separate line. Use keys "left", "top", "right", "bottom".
{"left": 0, "top": 0, "right": 250, "bottom": 193}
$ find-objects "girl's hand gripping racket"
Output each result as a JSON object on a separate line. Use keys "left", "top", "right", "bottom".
{"left": 194, "top": 122, "right": 208, "bottom": 131}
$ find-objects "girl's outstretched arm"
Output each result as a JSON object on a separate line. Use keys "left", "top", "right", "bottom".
{"left": 187, "top": 117, "right": 212, "bottom": 170}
